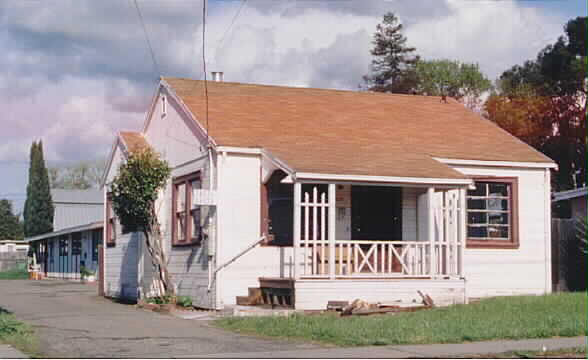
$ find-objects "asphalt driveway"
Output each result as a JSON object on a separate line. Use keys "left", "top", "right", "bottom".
{"left": 0, "top": 280, "right": 321, "bottom": 358}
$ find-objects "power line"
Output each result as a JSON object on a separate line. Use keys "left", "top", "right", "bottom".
{"left": 132, "top": 0, "right": 161, "bottom": 79}
{"left": 215, "top": 0, "right": 247, "bottom": 60}
{"left": 202, "top": 0, "right": 210, "bottom": 145}
{"left": 196, "top": 0, "right": 248, "bottom": 81}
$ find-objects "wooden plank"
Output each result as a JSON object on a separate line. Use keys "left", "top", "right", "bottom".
{"left": 259, "top": 277, "right": 295, "bottom": 289}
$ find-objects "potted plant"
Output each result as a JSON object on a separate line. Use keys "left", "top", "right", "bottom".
{"left": 80, "top": 266, "right": 96, "bottom": 283}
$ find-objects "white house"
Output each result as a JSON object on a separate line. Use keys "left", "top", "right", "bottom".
{"left": 102, "top": 76, "right": 556, "bottom": 309}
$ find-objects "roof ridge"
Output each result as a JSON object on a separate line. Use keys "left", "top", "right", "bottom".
{"left": 163, "top": 76, "right": 453, "bottom": 100}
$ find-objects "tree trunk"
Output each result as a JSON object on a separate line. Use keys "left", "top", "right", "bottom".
{"left": 141, "top": 206, "right": 176, "bottom": 299}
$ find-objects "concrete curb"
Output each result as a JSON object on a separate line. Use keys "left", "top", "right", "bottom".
{"left": 194, "top": 336, "right": 587, "bottom": 358}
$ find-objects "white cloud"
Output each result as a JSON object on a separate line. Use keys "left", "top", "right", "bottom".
{"left": 406, "top": 0, "right": 564, "bottom": 79}
{"left": 0, "top": 0, "right": 571, "bottom": 167}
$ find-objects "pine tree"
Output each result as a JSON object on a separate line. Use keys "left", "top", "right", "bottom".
{"left": 363, "top": 12, "right": 420, "bottom": 94}
{"left": 24, "top": 140, "right": 54, "bottom": 237}
{"left": 0, "top": 200, "right": 23, "bottom": 240}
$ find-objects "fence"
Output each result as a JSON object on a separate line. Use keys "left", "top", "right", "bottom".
{"left": 552, "top": 218, "right": 586, "bottom": 291}
{"left": 0, "top": 252, "right": 27, "bottom": 272}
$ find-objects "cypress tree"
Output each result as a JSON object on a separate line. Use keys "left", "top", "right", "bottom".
{"left": 23, "top": 141, "right": 37, "bottom": 237}
{"left": 24, "top": 140, "right": 54, "bottom": 237}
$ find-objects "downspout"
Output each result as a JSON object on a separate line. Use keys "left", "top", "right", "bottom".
{"left": 544, "top": 169, "right": 552, "bottom": 294}
{"left": 207, "top": 146, "right": 215, "bottom": 294}
{"left": 209, "top": 151, "right": 227, "bottom": 309}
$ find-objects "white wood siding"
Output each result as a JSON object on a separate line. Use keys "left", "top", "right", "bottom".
{"left": 217, "top": 154, "right": 298, "bottom": 307}
{"left": 295, "top": 279, "right": 465, "bottom": 310}
{"left": 104, "top": 232, "right": 140, "bottom": 300}
{"left": 451, "top": 165, "right": 550, "bottom": 298}
{"left": 142, "top": 88, "right": 216, "bottom": 308}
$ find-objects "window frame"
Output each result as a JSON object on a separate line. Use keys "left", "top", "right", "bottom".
{"left": 466, "top": 176, "right": 519, "bottom": 249}
{"left": 106, "top": 193, "right": 116, "bottom": 247}
{"left": 172, "top": 172, "right": 203, "bottom": 246}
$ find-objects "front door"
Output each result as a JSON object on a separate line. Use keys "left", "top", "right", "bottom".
{"left": 351, "top": 186, "right": 402, "bottom": 240}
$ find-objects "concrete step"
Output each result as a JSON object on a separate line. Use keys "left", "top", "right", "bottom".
{"left": 228, "top": 305, "right": 297, "bottom": 317}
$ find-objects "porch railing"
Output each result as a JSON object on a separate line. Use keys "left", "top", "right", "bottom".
{"left": 292, "top": 183, "right": 466, "bottom": 280}
{"left": 297, "top": 240, "right": 462, "bottom": 278}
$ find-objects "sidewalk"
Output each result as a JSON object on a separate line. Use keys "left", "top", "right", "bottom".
{"left": 0, "top": 344, "right": 28, "bottom": 359}
{"left": 196, "top": 336, "right": 587, "bottom": 358}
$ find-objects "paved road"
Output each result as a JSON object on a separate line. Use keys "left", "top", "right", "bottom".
{"left": 0, "top": 280, "right": 322, "bottom": 358}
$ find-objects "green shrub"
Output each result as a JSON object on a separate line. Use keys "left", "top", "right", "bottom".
{"left": 80, "top": 266, "right": 94, "bottom": 278}
{"left": 145, "top": 295, "right": 173, "bottom": 305}
{"left": 176, "top": 296, "right": 193, "bottom": 308}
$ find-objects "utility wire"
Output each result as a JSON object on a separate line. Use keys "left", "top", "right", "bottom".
{"left": 197, "top": 0, "right": 248, "bottom": 82}
{"left": 132, "top": 0, "right": 161, "bottom": 79}
{"left": 202, "top": 0, "right": 210, "bottom": 145}
{"left": 215, "top": 0, "right": 247, "bottom": 63}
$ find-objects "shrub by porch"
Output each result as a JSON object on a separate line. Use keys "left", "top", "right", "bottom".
{"left": 215, "top": 292, "right": 587, "bottom": 347}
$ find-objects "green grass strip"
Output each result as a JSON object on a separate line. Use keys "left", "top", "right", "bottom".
{"left": 215, "top": 293, "right": 587, "bottom": 347}
{"left": 0, "top": 269, "right": 29, "bottom": 280}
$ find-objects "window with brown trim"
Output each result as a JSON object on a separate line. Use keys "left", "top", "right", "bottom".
{"left": 466, "top": 177, "right": 519, "bottom": 249}
{"left": 172, "top": 172, "right": 203, "bottom": 246}
{"left": 106, "top": 193, "right": 116, "bottom": 247}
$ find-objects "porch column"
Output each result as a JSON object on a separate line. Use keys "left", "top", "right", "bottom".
{"left": 293, "top": 182, "right": 301, "bottom": 280}
{"left": 427, "top": 187, "right": 436, "bottom": 277}
{"left": 328, "top": 184, "right": 336, "bottom": 279}
{"left": 459, "top": 188, "right": 467, "bottom": 278}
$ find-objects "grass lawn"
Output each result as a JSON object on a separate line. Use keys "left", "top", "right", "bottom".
{"left": 0, "top": 269, "right": 29, "bottom": 280}
{"left": 215, "top": 293, "right": 587, "bottom": 347}
{"left": 0, "top": 309, "right": 40, "bottom": 357}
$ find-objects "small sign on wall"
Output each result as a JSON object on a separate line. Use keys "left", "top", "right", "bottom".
{"left": 336, "top": 184, "right": 351, "bottom": 208}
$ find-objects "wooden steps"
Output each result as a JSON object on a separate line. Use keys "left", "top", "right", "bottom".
{"left": 235, "top": 279, "right": 295, "bottom": 308}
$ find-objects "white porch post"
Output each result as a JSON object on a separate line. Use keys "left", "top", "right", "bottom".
{"left": 427, "top": 187, "right": 436, "bottom": 277}
{"left": 459, "top": 188, "right": 467, "bottom": 278}
{"left": 328, "top": 183, "right": 336, "bottom": 279}
{"left": 293, "top": 182, "right": 301, "bottom": 280}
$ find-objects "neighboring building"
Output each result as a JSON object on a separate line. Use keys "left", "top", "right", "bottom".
{"left": 26, "top": 190, "right": 104, "bottom": 280}
{"left": 51, "top": 189, "right": 103, "bottom": 231}
{"left": 0, "top": 240, "right": 28, "bottom": 253}
{"left": 552, "top": 187, "right": 587, "bottom": 220}
{"left": 102, "top": 76, "right": 556, "bottom": 309}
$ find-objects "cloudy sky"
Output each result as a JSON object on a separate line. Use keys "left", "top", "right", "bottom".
{"left": 1, "top": 0, "right": 586, "bottom": 214}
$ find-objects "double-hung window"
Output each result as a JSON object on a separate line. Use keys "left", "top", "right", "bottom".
{"left": 466, "top": 177, "right": 519, "bottom": 249}
{"left": 172, "top": 172, "right": 203, "bottom": 246}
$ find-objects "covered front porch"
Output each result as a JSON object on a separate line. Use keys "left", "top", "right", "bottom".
{"left": 292, "top": 182, "right": 467, "bottom": 280}
{"left": 260, "top": 171, "right": 472, "bottom": 308}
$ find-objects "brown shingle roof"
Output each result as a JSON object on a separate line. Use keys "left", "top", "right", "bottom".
{"left": 163, "top": 77, "right": 554, "bottom": 179}
{"left": 119, "top": 131, "right": 150, "bottom": 154}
